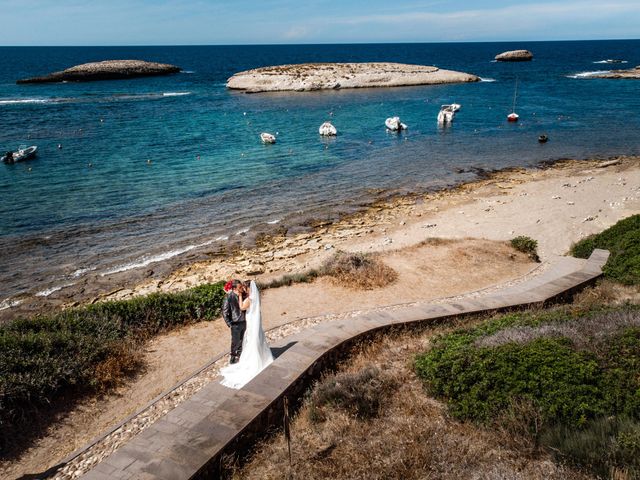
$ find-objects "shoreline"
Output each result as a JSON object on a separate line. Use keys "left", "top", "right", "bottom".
{"left": 2, "top": 154, "right": 638, "bottom": 322}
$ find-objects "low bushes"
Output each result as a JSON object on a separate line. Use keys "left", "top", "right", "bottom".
{"left": 307, "top": 366, "right": 397, "bottom": 422}
{"left": 571, "top": 214, "right": 640, "bottom": 285}
{"left": 415, "top": 304, "right": 640, "bottom": 477}
{"left": 320, "top": 251, "right": 398, "bottom": 289}
{"left": 511, "top": 235, "right": 540, "bottom": 262}
{"left": 0, "top": 282, "right": 225, "bottom": 452}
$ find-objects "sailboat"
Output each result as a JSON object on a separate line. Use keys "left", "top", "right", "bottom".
{"left": 507, "top": 77, "right": 519, "bottom": 122}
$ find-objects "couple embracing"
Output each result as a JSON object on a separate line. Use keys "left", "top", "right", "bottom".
{"left": 220, "top": 279, "right": 273, "bottom": 389}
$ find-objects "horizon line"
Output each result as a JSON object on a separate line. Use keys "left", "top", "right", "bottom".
{"left": 1, "top": 37, "right": 639, "bottom": 48}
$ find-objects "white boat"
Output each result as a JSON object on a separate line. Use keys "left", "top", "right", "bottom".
{"left": 385, "top": 117, "right": 407, "bottom": 131}
{"left": 260, "top": 132, "right": 276, "bottom": 144}
{"left": 319, "top": 121, "right": 337, "bottom": 136}
{"left": 2, "top": 145, "right": 38, "bottom": 164}
{"left": 437, "top": 104, "right": 460, "bottom": 124}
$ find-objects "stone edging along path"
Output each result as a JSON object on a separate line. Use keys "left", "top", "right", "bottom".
{"left": 78, "top": 250, "right": 608, "bottom": 480}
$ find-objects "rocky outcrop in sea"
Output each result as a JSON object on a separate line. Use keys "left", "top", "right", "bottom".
{"left": 226, "top": 62, "right": 479, "bottom": 93}
{"left": 592, "top": 66, "right": 640, "bottom": 79}
{"left": 495, "top": 50, "right": 534, "bottom": 62}
{"left": 17, "top": 60, "right": 181, "bottom": 84}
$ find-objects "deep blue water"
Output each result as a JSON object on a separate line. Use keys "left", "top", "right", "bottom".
{"left": 1, "top": 41, "right": 639, "bottom": 304}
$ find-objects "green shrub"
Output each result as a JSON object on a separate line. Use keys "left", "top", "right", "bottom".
{"left": 542, "top": 416, "right": 640, "bottom": 478}
{"left": 0, "top": 281, "right": 226, "bottom": 451}
{"left": 571, "top": 214, "right": 640, "bottom": 285}
{"left": 414, "top": 305, "right": 640, "bottom": 478}
{"left": 510, "top": 235, "right": 540, "bottom": 261}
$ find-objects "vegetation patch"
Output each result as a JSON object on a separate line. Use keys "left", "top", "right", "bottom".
{"left": 511, "top": 235, "right": 540, "bottom": 262}
{"left": 0, "top": 282, "right": 225, "bottom": 454}
{"left": 320, "top": 251, "right": 398, "bottom": 289}
{"left": 571, "top": 214, "right": 640, "bottom": 285}
{"left": 415, "top": 304, "right": 640, "bottom": 477}
{"left": 260, "top": 251, "right": 397, "bottom": 291}
{"left": 307, "top": 366, "right": 397, "bottom": 422}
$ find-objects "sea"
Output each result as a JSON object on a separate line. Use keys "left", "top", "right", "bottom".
{"left": 1, "top": 40, "right": 639, "bottom": 309}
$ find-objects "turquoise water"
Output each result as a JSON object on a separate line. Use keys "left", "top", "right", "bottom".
{"left": 0, "top": 41, "right": 639, "bottom": 303}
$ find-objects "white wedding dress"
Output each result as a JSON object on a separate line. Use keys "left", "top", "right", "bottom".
{"left": 220, "top": 281, "right": 273, "bottom": 389}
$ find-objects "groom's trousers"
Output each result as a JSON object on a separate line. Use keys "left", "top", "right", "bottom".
{"left": 230, "top": 321, "right": 247, "bottom": 358}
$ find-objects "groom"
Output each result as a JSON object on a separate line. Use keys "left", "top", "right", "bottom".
{"left": 222, "top": 280, "right": 246, "bottom": 364}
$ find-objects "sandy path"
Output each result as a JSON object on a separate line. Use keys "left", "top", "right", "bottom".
{"left": 3, "top": 157, "right": 639, "bottom": 479}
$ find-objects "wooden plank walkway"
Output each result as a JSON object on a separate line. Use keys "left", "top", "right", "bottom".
{"left": 81, "top": 250, "right": 609, "bottom": 480}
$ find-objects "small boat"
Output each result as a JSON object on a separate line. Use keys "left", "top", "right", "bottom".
{"left": 437, "top": 104, "right": 461, "bottom": 124}
{"left": 319, "top": 121, "right": 337, "bottom": 136}
{"left": 538, "top": 134, "right": 549, "bottom": 143}
{"left": 260, "top": 132, "right": 276, "bottom": 144}
{"left": 2, "top": 145, "right": 38, "bottom": 164}
{"left": 385, "top": 117, "right": 407, "bottom": 131}
{"left": 507, "top": 78, "right": 519, "bottom": 122}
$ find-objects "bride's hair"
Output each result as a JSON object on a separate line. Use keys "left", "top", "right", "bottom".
{"left": 243, "top": 280, "right": 251, "bottom": 290}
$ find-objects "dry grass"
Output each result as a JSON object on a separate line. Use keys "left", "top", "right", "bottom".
{"left": 572, "top": 280, "right": 640, "bottom": 310}
{"left": 321, "top": 251, "right": 398, "bottom": 290}
{"left": 475, "top": 308, "right": 640, "bottom": 350}
{"left": 233, "top": 329, "right": 591, "bottom": 480}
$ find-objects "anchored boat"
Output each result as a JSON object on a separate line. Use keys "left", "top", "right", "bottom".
{"left": 260, "top": 132, "right": 276, "bottom": 144}
{"left": 437, "top": 104, "right": 461, "bottom": 124}
{"left": 319, "top": 121, "right": 337, "bottom": 136}
{"left": 385, "top": 116, "right": 407, "bottom": 132}
{"left": 2, "top": 145, "right": 38, "bottom": 164}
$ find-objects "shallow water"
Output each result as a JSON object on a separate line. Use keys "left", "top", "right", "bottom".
{"left": 0, "top": 41, "right": 639, "bottom": 303}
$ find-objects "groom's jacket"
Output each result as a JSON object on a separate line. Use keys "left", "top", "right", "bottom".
{"left": 222, "top": 292, "right": 246, "bottom": 327}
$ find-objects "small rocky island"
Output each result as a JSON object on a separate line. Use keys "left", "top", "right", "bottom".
{"left": 226, "top": 62, "right": 479, "bottom": 93}
{"left": 592, "top": 65, "right": 640, "bottom": 79}
{"left": 17, "top": 60, "right": 181, "bottom": 84}
{"left": 495, "top": 50, "right": 533, "bottom": 62}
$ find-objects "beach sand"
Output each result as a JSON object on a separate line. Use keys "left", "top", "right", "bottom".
{"left": 2, "top": 156, "right": 640, "bottom": 479}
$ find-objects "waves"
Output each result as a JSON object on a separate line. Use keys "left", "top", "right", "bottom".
{"left": 593, "top": 60, "right": 627, "bottom": 64}
{"left": 479, "top": 77, "right": 496, "bottom": 83}
{"left": 566, "top": 70, "right": 610, "bottom": 79}
{"left": 0, "top": 98, "right": 53, "bottom": 105}
{"left": 100, "top": 238, "right": 216, "bottom": 276}
{"left": 0, "top": 91, "right": 192, "bottom": 107}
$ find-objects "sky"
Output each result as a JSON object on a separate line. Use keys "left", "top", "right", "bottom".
{"left": 1, "top": 0, "right": 639, "bottom": 46}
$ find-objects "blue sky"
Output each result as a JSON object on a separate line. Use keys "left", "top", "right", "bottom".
{"left": 1, "top": 0, "right": 639, "bottom": 45}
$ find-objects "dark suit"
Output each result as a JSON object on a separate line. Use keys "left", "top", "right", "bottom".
{"left": 222, "top": 291, "right": 246, "bottom": 359}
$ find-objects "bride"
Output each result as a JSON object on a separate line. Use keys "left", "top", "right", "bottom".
{"left": 220, "top": 280, "right": 273, "bottom": 389}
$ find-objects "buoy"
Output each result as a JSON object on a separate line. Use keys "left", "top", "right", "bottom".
{"left": 146, "top": 159, "right": 152, "bottom": 164}
{"left": 538, "top": 134, "right": 549, "bottom": 144}
{"left": 88, "top": 162, "right": 93, "bottom": 167}
{"left": 58, "top": 144, "right": 62, "bottom": 149}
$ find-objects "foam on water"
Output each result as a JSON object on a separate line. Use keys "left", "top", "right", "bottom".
{"left": 480, "top": 77, "right": 496, "bottom": 82}
{"left": 162, "top": 92, "right": 192, "bottom": 97}
{"left": 593, "top": 60, "right": 628, "bottom": 64}
{"left": 0, "top": 298, "right": 23, "bottom": 311}
{"left": 100, "top": 240, "right": 215, "bottom": 276}
{"left": 0, "top": 98, "right": 52, "bottom": 105}
{"left": 566, "top": 70, "right": 611, "bottom": 79}
{"left": 35, "top": 284, "right": 74, "bottom": 297}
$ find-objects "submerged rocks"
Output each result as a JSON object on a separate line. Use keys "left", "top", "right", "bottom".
{"left": 226, "top": 62, "right": 480, "bottom": 93}
{"left": 591, "top": 66, "right": 640, "bottom": 79}
{"left": 495, "top": 50, "right": 533, "bottom": 62}
{"left": 17, "top": 60, "right": 181, "bottom": 84}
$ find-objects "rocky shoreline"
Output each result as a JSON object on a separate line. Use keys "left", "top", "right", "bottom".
{"left": 592, "top": 65, "right": 640, "bottom": 79}
{"left": 16, "top": 60, "right": 181, "bottom": 84}
{"left": 226, "top": 62, "right": 479, "bottom": 93}
{"left": 1, "top": 155, "right": 638, "bottom": 323}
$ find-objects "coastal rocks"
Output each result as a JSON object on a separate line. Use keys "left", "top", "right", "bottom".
{"left": 16, "top": 60, "right": 181, "bottom": 84}
{"left": 591, "top": 66, "right": 640, "bottom": 79}
{"left": 226, "top": 62, "right": 480, "bottom": 93}
{"left": 495, "top": 50, "right": 534, "bottom": 62}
